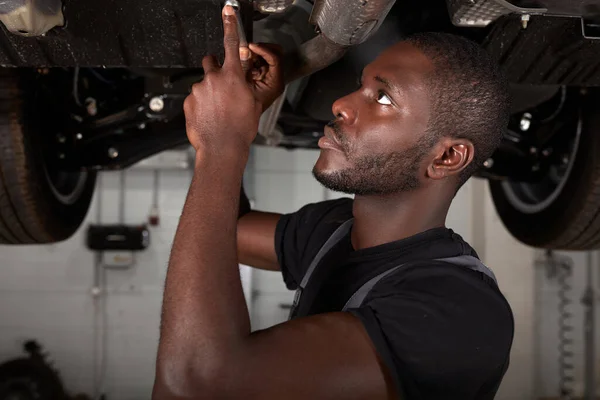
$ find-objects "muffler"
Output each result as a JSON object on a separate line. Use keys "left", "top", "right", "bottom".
{"left": 284, "top": 0, "right": 397, "bottom": 82}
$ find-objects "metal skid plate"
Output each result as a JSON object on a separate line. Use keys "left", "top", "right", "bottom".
{"left": 483, "top": 16, "right": 600, "bottom": 86}
{"left": 446, "top": 0, "right": 546, "bottom": 27}
{"left": 0, "top": 0, "right": 253, "bottom": 67}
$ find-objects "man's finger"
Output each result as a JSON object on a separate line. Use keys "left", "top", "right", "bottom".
{"left": 222, "top": 5, "right": 241, "bottom": 69}
{"left": 248, "top": 43, "right": 280, "bottom": 67}
{"left": 202, "top": 55, "right": 219, "bottom": 74}
{"left": 240, "top": 47, "right": 252, "bottom": 75}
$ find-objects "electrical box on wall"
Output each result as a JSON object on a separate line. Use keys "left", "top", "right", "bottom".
{"left": 86, "top": 225, "right": 150, "bottom": 252}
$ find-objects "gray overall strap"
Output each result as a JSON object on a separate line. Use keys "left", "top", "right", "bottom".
{"left": 341, "top": 254, "right": 497, "bottom": 311}
{"left": 288, "top": 219, "right": 354, "bottom": 320}
{"left": 438, "top": 255, "right": 498, "bottom": 283}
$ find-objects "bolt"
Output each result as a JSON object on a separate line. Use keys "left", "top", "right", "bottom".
{"left": 76, "top": 133, "right": 83, "bottom": 140}
{"left": 108, "top": 147, "right": 119, "bottom": 159}
{"left": 138, "top": 123, "right": 146, "bottom": 130}
{"left": 521, "top": 14, "right": 530, "bottom": 29}
{"left": 137, "top": 106, "right": 145, "bottom": 112}
{"left": 532, "top": 163, "right": 540, "bottom": 172}
{"left": 85, "top": 98, "right": 98, "bottom": 116}
{"left": 483, "top": 158, "right": 494, "bottom": 168}
{"left": 542, "top": 148, "right": 552, "bottom": 157}
{"left": 149, "top": 97, "right": 165, "bottom": 113}
{"left": 56, "top": 134, "right": 66, "bottom": 143}
{"left": 58, "top": 153, "right": 65, "bottom": 160}
{"left": 520, "top": 113, "right": 532, "bottom": 131}
{"left": 562, "top": 156, "right": 570, "bottom": 165}
{"left": 530, "top": 146, "right": 538, "bottom": 155}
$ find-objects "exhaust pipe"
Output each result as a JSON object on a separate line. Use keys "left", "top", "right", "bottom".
{"left": 260, "top": 0, "right": 396, "bottom": 146}
{"left": 284, "top": 0, "right": 397, "bottom": 83}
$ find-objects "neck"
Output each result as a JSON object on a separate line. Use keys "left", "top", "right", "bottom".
{"left": 350, "top": 187, "right": 452, "bottom": 250}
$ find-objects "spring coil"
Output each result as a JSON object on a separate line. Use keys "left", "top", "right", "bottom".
{"left": 555, "top": 253, "right": 574, "bottom": 400}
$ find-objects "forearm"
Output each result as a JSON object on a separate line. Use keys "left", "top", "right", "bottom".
{"left": 155, "top": 149, "right": 251, "bottom": 396}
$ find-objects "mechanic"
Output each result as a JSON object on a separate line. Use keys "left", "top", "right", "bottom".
{"left": 152, "top": 4, "right": 515, "bottom": 400}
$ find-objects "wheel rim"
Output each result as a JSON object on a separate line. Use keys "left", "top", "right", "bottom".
{"left": 43, "top": 164, "right": 89, "bottom": 206}
{"left": 500, "top": 111, "right": 582, "bottom": 214}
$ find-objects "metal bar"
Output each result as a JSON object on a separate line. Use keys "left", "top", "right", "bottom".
{"left": 118, "top": 171, "right": 125, "bottom": 224}
{"left": 583, "top": 252, "right": 595, "bottom": 400}
{"left": 257, "top": 86, "right": 288, "bottom": 146}
{"left": 152, "top": 170, "right": 160, "bottom": 209}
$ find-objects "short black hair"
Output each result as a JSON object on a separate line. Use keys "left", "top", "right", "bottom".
{"left": 405, "top": 32, "right": 510, "bottom": 187}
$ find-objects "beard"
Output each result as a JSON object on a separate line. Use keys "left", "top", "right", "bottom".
{"left": 312, "top": 120, "right": 436, "bottom": 196}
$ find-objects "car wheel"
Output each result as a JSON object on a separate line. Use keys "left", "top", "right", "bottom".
{"left": 490, "top": 89, "right": 600, "bottom": 250}
{"left": 0, "top": 69, "right": 96, "bottom": 244}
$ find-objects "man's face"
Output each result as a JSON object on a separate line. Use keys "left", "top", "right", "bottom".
{"left": 313, "top": 42, "right": 436, "bottom": 196}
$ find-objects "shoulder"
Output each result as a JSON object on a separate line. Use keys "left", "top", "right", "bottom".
{"left": 350, "top": 261, "right": 514, "bottom": 398}
{"left": 364, "top": 261, "right": 513, "bottom": 335}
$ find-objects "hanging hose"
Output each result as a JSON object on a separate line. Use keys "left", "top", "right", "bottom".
{"left": 550, "top": 251, "right": 575, "bottom": 399}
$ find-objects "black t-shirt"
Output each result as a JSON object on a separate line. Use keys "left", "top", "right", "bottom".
{"left": 274, "top": 198, "right": 514, "bottom": 400}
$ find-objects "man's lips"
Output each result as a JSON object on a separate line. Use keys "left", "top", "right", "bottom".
{"left": 318, "top": 126, "right": 343, "bottom": 152}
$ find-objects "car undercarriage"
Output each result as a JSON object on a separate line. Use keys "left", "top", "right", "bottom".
{"left": 0, "top": 0, "right": 599, "bottom": 249}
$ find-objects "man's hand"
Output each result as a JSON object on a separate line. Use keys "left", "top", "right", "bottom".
{"left": 248, "top": 43, "right": 284, "bottom": 111}
{"left": 183, "top": 5, "right": 284, "bottom": 156}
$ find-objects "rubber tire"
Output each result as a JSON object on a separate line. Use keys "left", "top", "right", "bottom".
{"left": 0, "top": 358, "right": 66, "bottom": 400}
{"left": 0, "top": 69, "right": 96, "bottom": 244}
{"left": 489, "top": 90, "right": 600, "bottom": 250}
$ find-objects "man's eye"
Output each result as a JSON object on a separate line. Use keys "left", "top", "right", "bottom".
{"left": 376, "top": 91, "right": 392, "bottom": 105}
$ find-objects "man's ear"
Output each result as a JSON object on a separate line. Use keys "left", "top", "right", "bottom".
{"left": 426, "top": 138, "right": 475, "bottom": 181}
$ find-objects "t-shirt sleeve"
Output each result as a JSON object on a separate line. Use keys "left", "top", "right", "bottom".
{"left": 274, "top": 198, "right": 353, "bottom": 290}
{"left": 348, "top": 263, "right": 514, "bottom": 399}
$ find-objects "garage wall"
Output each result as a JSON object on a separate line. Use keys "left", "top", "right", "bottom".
{"left": 534, "top": 249, "right": 600, "bottom": 399}
{"left": 479, "top": 178, "right": 536, "bottom": 400}
{"left": 0, "top": 168, "right": 193, "bottom": 399}
{"left": 0, "top": 145, "right": 536, "bottom": 399}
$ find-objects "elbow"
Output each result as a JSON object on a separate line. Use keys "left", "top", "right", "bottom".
{"left": 154, "top": 354, "right": 240, "bottom": 399}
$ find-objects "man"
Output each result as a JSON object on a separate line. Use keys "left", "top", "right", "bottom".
{"left": 153, "top": 5, "right": 514, "bottom": 400}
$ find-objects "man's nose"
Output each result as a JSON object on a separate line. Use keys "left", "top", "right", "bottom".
{"left": 331, "top": 94, "right": 357, "bottom": 125}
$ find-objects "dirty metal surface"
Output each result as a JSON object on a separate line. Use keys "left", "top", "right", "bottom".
{"left": 483, "top": 15, "right": 600, "bottom": 86}
{"left": 0, "top": 0, "right": 253, "bottom": 67}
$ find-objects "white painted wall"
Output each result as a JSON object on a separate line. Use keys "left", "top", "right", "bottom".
{"left": 0, "top": 145, "right": 538, "bottom": 399}
{"left": 479, "top": 178, "right": 536, "bottom": 400}
{"left": 532, "top": 249, "right": 600, "bottom": 399}
{"left": 0, "top": 168, "right": 194, "bottom": 399}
